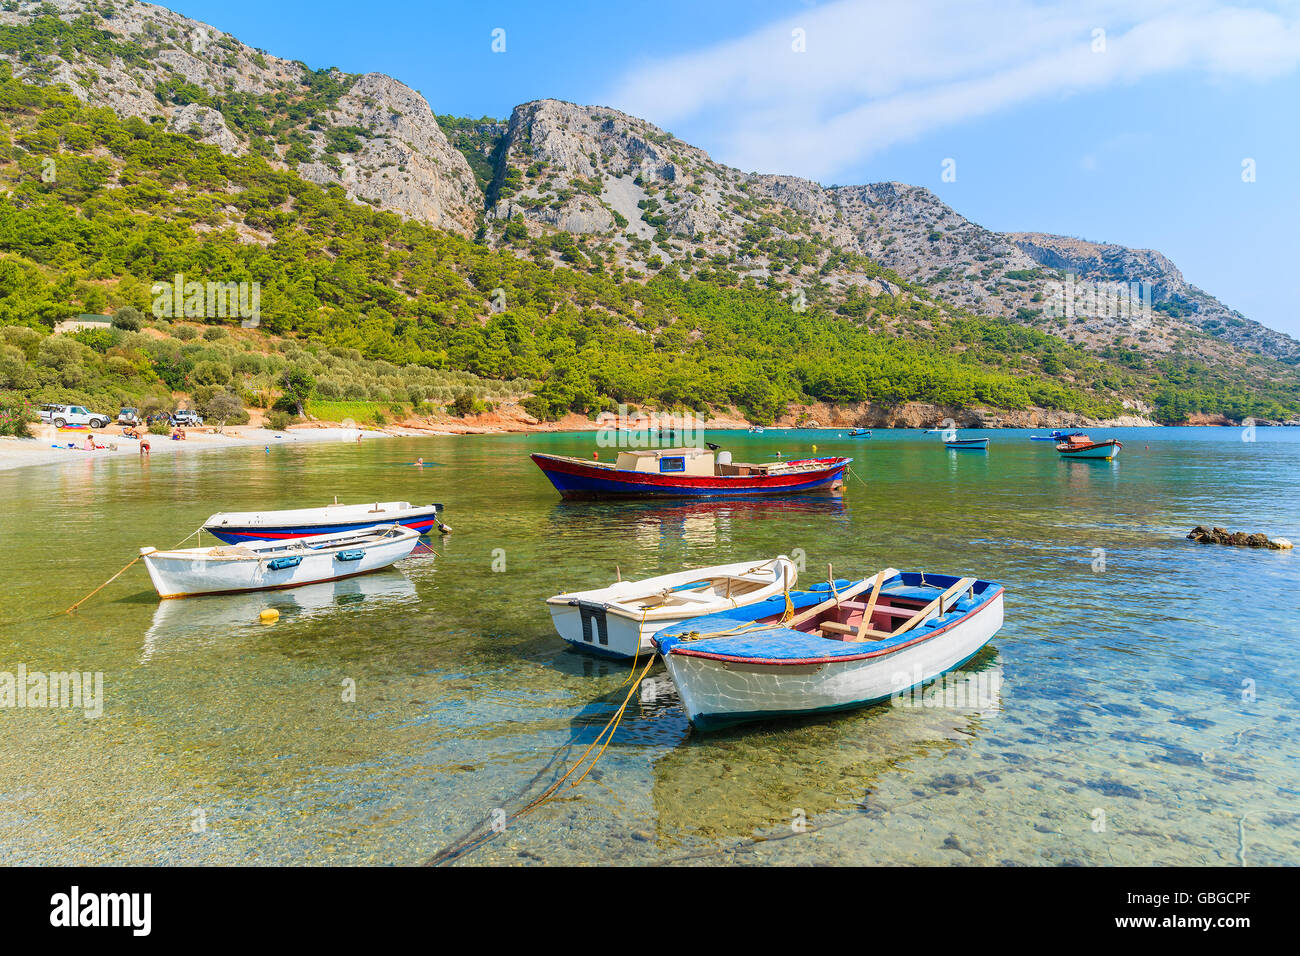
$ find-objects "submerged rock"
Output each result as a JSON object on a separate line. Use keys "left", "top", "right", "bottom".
{"left": 1187, "top": 526, "right": 1293, "bottom": 549}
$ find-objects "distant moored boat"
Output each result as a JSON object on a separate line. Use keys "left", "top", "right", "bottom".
{"left": 1056, "top": 434, "right": 1123, "bottom": 460}
{"left": 945, "top": 437, "right": 989, "bottom": 451}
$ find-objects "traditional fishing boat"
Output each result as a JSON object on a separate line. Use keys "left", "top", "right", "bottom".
{"left": 203, "top": 500, "right": 446, "bottom": 542}
{"left": 530, "top": 447, "right": 851, "bottom": 499}
{"left": 654, "top": 569, "right": 1005, "bottom": 729}
{"left": 139, "top": 525, "right": 421, "bottom": 598}
{"left": 1056, "top": 434, "right": 1123, "bottom": 460}
{"left": 944, "top": 437, "right": 989, "bottom": 451}
{"left": 847, "top": 429, "right": 871, "bottom": 438}
{"left": 1030, "top": 429, "right": 1083, "bottom": 442}
{"left": 547, "top": 556, "right": 811, "bottom": 659}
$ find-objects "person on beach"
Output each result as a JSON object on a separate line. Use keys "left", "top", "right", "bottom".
{"left": 140, "top": 437, "right": 150, "bottom": 457}
{"left": 84, "top": 434, "right": 95, "bottom": 451}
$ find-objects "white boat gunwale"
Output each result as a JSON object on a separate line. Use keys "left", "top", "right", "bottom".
{"left": 546, "top": 557, "right": 796, "bottom": 623}
{"left": 143, "top": 525, "right": 416, "bottom": 560}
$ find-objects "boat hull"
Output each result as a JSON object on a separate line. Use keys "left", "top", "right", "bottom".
{"left": 945, "top": 439, "right": 989, "bottom": 450}
{"left": 204, "top": 503, "right": 443, "bottom": 543}
{"left": 1058, "top": 440, "right": 1122, "bottom": 460}
{"left": 548, "top": 603, "right": 670, "bottom": 659}
{"left": 142, "top": 532, "right": 420, "bottom": 598}
{"left": 660, "top": 590, "right": 1004, "bottom": 729}
{"left": 531, "top": 453, "right": 850, "bottom": 499}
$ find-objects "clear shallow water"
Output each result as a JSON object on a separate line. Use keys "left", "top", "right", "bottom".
{"left": 0, "top": 427, "right": 1297, "bottom": 865}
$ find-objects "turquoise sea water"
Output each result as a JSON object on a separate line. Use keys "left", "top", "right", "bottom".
{"left": 0, "top": 426, "right": 1297, "bottom": 864}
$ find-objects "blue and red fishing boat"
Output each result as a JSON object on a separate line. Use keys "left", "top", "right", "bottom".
{"left": 1056, "top": 434, "right": 1122, "bottom": 460}
{"left": 203, "top": 500, "right": 446, "bottom": 543}
{"left": 531, "top": 447, "right": 851, "bottom": 499}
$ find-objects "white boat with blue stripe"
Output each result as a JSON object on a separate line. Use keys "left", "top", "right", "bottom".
{"left": 654, "top": 569, "right": 1005, "bottom": 729}
{"left": 203, "top": 500, "right": 445, "bottom": 543}
{"left": 140, "top": 525, "right": 421, "bottom": 598}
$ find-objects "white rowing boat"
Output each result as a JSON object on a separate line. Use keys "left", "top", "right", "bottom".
{"left": 546, "top": 556, "right": 803, "bottom": 659}
{"left": 140, "top": 525, "right": 421, "bottom": 598}
{"left": 203, "top": 500, "right": 445, "bottom": 543}
{"left": 654, "top": 570, "right": 1005, "bottom": 729}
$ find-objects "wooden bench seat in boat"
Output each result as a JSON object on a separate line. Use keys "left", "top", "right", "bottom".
{"left": 819, "top": 577, "right": 976, "bottom": 642}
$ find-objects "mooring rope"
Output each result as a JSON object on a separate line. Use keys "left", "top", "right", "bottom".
{"left": 61, "top": 523, "right": 205, "bottom": 616}
{"left": 426, "top": 652, "right": 658, "bottom": 866}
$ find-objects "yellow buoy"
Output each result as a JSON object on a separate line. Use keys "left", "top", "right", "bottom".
{"left": 812, "top": 444, "right": 817, "bottom": 453}
{"left": 259, "top": 608, "right": 279, "bottom": 624}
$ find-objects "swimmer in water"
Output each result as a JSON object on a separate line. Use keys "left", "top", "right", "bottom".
{"left": 416, "top": 458, "right": 424, "bottom": 467}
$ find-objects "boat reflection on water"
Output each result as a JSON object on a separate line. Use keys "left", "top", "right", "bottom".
{"left": 550, "top": 495, "right": 849, "bottom": 549}
{"left": 643, "top": 648, "right": 1003, "bottom": 845}
{"left": 141, "top": 570, "right": 419, "bottom": 662}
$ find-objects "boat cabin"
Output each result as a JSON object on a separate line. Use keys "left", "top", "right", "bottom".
{"left": 614, "top": 447, "right": 717, "bottom": 475}
{"left": 612, "top": 447, "right": 779, "bottom": 477}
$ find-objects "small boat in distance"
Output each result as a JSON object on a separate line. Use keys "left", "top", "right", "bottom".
{"left": 530, "top": 447, "right": 851, "bottom": 499}
{"left": 945, "top": 437, "right": 989, "bottom": 451}
{"left": 1056, "top": 434, "right": 1123, "bottom": 460}
{"left": 748, "top": 425, "right": 765, "bottom": 434}
{"left": 1030, "top": 429, "right": 1084, "bottom": 442}
{"left": 848, "top": 428, "right": 871, "bottom": 438}
{"left": 140, "top": 526, "right": 421, "bottom": 599}
{"left": 654, "top": 569, "right": 1005, "bottom": 729}
{"left": 547, "top": 556, "right": 808, "bottom": 659}
{"left": 204, "top": 500, "right": 445, "bottom": 543}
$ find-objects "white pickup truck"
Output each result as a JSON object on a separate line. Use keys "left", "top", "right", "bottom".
{"left": 40, "top": 404, "right": 112, "bottom": 428}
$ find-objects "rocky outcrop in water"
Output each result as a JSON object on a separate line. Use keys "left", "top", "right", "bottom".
{"left": 1187, "top": 526, "right": 1293, "bottom": 549}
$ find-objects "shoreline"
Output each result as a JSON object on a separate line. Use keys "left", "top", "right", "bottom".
{"left": 1, "top": 417, "right": 1281, "bottom": 477}
{"left": 0, "top": 422, "right": 396, "bottom": 474}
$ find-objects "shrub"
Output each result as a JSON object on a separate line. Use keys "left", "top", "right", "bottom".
{"left": 148, "top": 420, "right": 170, "bottom": 436}
{"left": 267, "top": 410, "right": 294, "bottom": 431}
{"left": 201, "top": 389, "right": 248, "bottom": 424}
{"left": 173, "top": 324, "right": 199, "bottom": 341}
{"left": 0, "top": 405, "right": 36, "bottom": 437}
{"left": 111, "top": 306, "right": 144, "bottom": 332}
{"left": 451, "top": 391, "right": 476, "bottom": 417}
{"left": 203, "top": 326, "right": 228, "bottom": 341}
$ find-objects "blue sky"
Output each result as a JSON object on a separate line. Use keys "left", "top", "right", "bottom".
{"left": 167, "top": 0, "right": 1300, "bottom": 340}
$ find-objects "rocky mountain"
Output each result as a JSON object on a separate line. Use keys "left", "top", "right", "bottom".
{"left": 0, "top": 0, "right": 481, "bottom": 232}
{"left": 477, "top": 98, "right": 1297, "bottom": 365}
{"left": 3, "top": 0, "right": 1296, "bottom": 372}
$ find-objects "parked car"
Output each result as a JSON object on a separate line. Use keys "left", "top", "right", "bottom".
{"left": 171, "top": 409, "right": 204, "bottom": 427}
{"left": 46, "top": 404, "right": 111, "bottom": 429}
{"left": 118, "top": 407, "right": 140, "bottom": 426}
{"left": 37, "top": 403, "right": 61, "bottom": 423}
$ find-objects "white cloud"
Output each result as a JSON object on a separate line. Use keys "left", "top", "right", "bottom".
{"left": 603, "top": 0, "right": 1300, "bottom": 180}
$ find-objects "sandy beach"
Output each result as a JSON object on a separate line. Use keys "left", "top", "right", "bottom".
{"left": 0, "top": 422, "right": 398, "bottom": 473}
